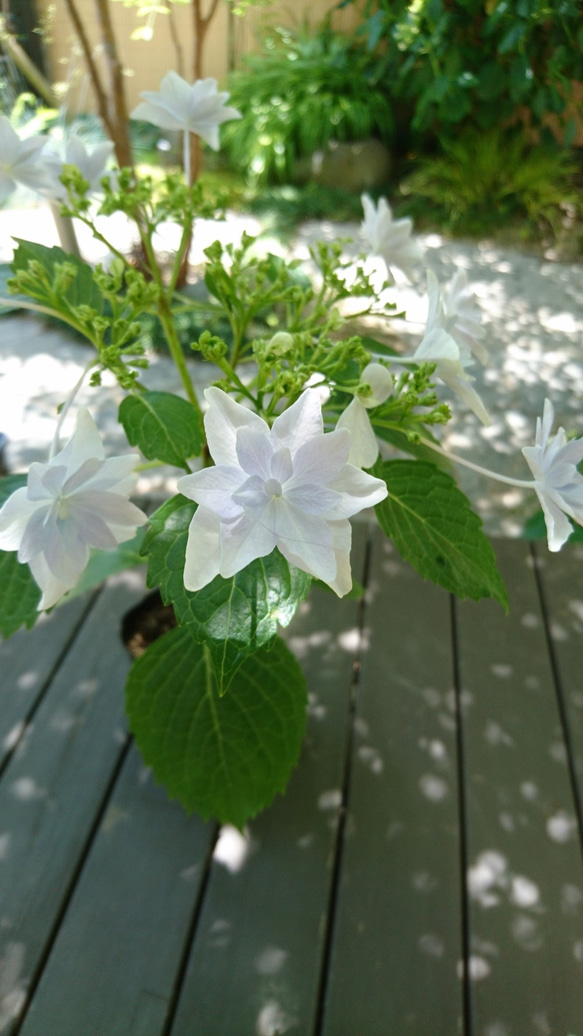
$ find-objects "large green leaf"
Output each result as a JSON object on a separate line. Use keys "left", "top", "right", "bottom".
{"left": 142, "top": 495, "right": 312, "bottom": 693}
{"left": 375, "top": 459, "right": 508, "bottom": 609}
{"left": 119, "top": 391, "right": 204, "bottom": 468}
{"left": 0, "top": 475, "right": 41, "bottom": 637}
{"left": 125, "top": 626, "right": 307, "bottom": 827}
{"left": 11, "top": 239, "right": 103, "bottom": 314}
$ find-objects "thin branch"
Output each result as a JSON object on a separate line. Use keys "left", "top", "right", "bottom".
{"left": 62, "top": 0, "right": 114, "bottom": 139}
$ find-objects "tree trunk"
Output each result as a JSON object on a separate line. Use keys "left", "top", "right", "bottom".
{"left": 62, "top": 0, "right": 133, "bottom": 170}
{"left": 94, "top": 0, "right": 133, "bottom": 169}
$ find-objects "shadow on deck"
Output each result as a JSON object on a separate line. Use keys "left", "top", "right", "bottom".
{"left": 1, "top": 529, "right": 582, "bottom": 1035}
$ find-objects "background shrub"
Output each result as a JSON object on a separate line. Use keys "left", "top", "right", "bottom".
{"left": 224, "top": 18, "right": 394, "bottom": 183}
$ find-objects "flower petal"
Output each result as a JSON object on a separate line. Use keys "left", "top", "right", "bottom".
{"left": 203, "top": 387, "right": 266, "bottom": 466}
{"left": 325, "top": 463, "right": 388, "bottom": 518}
{"left": 289, "top": 427, "right": 351, "bottom": 484}
{"left": 271, "top": 390, "right": 324, "bottom": 456}
{"left": 0, "top": 488, "right": 44, "bottom": 551}
{"left": 336, "top": 399, "right": 379, "bottom": 468}
{"left": 182, "top": 506, "right": 222, "bottom": 591}
{"left": 178, "top": 465, "right": 246, "bottom": 519}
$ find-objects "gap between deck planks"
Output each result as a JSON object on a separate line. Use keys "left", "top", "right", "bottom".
{"left": 1, "top": 530, "right": 582, "bottom": 1035}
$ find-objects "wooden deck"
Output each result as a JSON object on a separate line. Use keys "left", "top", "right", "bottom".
{"left": 1, "top": 529, "right": 583, "bottom": 1035}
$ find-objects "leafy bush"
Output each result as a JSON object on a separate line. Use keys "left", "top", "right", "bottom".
{"left": 224, "top": 19, "right": 393, "bottom": 183}
{"left": 401, "top": 129, "right": 580, "bottom": 236}
{"left": 338, "top": 0, "right": 583, "bottom": 146}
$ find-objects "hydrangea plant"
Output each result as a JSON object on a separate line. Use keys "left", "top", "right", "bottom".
{"left": 1, "top": 76, "right": 582, "bottom": 829}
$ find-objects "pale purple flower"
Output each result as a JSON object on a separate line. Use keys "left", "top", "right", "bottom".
{"left": 425, "top": 269, "right": 487, "bottom": 365}
{"left": 360, "top": 193, "right": 422, "bottom": 281}
{"left": 522, "top": 399, "right": 583, "bottom": 551}
{"left": 0, "top": 116, "right": 53, "bottom": 202}
{"left": 414, "top": 327, "right": 490, "bottom": 426}
{"left": 337, "top": 362, "right": 393, "bottom": 468}
{"left": 131, "top": 72, "right": 241, "bottom": 150}
{"left": 177, "top": 387, "right": 388, "bottom": 596}
{"left": 0, "top": 409, "right": 148, "bottom": 609}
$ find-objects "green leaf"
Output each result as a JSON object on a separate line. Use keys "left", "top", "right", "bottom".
{"left": 375, "top": 459, "right": 508, "bottom": 609}
{"left": 119, "top": 391, "right": 204, "bottom": 468}
{"left": 125, "top": 626, "right": 307, "bottom": 827}
{"left": 142, "top": 495, "right": 312, "bottom": 693}
{"left": 0, "top": 551, "right": 41, "bottom": 638}
{"left": 0, "top": 474, "right": 42, "bottom": 636}
{"left": 60, "top": 527, "right": 147, "bottom": 603}
{"left": 0, "top": 473, "right": 27, "bottom": 507}
{"left": 360, "top": 334, "right": 400, "bottom": 358}
{"left": 11, "top": 239, "right": 103, "bottom": 314}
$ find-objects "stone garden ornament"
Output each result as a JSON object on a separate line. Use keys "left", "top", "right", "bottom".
{"left": 0, "top": 76, "right": 582, "bottom": 828}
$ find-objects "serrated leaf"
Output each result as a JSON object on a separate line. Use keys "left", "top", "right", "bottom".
{"left": 119, "top": 391, "right": 203, "bottom": 468}
{"left": 141, "top": 495, "right": 312, "bottom": 692}
{"left": 0, "top": 551, "right": 41, "bottom": 638}
{"left": 125, "top": 627, "right": 307, "bottom": 827}
{"left": 11, "top": 239, "right": 103, "bottom": 314}
{"left": 0, "top": 474, "right": 42, "bottom": 637}
{"left": 375, "top": 459, "right": 508, "bottom": 609}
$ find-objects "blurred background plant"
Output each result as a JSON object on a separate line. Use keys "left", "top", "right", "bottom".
{"left": 0, "top": 0, "right": 582, "bottom": 255}
{"left": 338, "top": 0, "right": 583, "bottom": 151}
{"left": 401, "top": 127, "right": 582, "bottom": 242}
{"left": 222, "top": 17, "right": 394, "bottom": 184}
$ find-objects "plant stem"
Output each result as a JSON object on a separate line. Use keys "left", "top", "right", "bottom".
{"left": 157, "top": 296, "right": 202, "bottom": 414}
{"left": 50, "top": 359, "right": 97, "bottom": 460}
{"left": 419, "top": 436, "right": 536, "bottom": 489}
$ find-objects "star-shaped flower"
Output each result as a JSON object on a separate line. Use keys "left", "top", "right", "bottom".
{"left": 426, "top": 268, "right": 488, "bottom": 365}
{"left": 522, "top": 399, "right": 583, "bottom": 551}
{"left": 413, "top": 327, "right": 490, "bottom": 426}
{"left": 0, "top": 409, "right": 148, "bottom": 609}
{"left": 131, "top": 72, "right": 241, "bottom": 150}
{"left": 336, "top": 362, "right": 393, "bottom": 468}
{"left": 0, "top": 116, "right": 53, "bottom": 203}
{"left": 177, "top": 387, "right": 387, "bottom": 596}
{"left": 360, "top": 193, "right": 422, "bottom": 281}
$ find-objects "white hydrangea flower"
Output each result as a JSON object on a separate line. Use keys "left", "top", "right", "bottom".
{"left": 131, "top": 72, "right": 241, "bottom": 150}
{"left": 414, "top": 327, "right": 490, "bottom": 426}
{"left": 522, "top": 399, "right": 583, "bottom": 551}
{"left": 426, "top": 268, "right": 487, "bottom": 365}
{"left": 0, "top": 409, "right": 148, "bottom": 609}
{"left": 47, "top": 136, "right": 116, "bottom": 199}
{"left": 177, "top": 387, "right": 388, "bottom": 596}
{"left": 337, "top": 362, "right": 393, "bottom": 468}
{"left": 0, "top": 116, "right": 53, "bottom": 203}
{"left": 360, "top": 193, "right": 422, "bottom": 281}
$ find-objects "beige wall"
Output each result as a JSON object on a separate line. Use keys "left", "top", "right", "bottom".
{"left": 37, "top": 0, "right": 360, "bottom": 115}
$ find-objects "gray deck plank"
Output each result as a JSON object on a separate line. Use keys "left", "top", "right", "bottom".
{"left": 0, "top": 595, "right": 95, "bottom": 771}
{"left": 18, "top": 747, "right": 215, "bottom": 1036}
{"left": 322, "top": 531, "right": 464, "bottom": 1036}
{"left": 455, "top": 539, "right": 583, "bottom": 1035}
{"left": 168, "top": 528, "right": 369, "bottom": 1036}
{"left": 0, "top": 570, "right": 146, "bottom": 1036}
{"left": 530, "top": 541, "right": 583, "bottom": 812}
